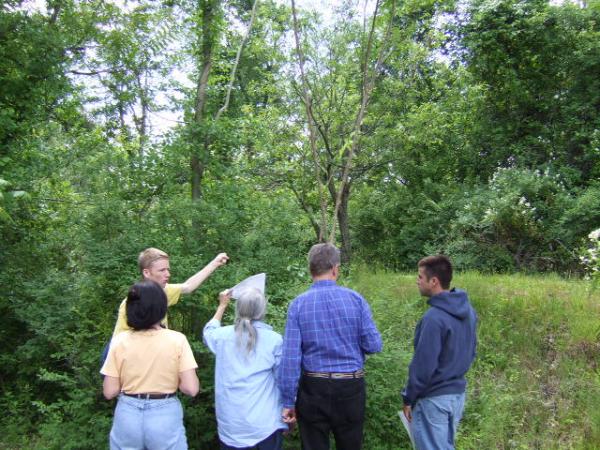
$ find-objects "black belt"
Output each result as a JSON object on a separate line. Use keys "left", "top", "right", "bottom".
{"left": 304, "top": 370, "right": 365, "bottom": 379}
{"left": 123, "top": 392, "right": 176, "bottom": 400}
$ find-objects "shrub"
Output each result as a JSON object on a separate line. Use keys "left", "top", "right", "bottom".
{"left": 580, "top": 228, "right": 600, "bottom": 287}
{"left": 442, "top": 167, "right": 576, "bottom": 272}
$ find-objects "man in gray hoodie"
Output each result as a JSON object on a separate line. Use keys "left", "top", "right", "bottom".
{"left": 402, "top": 255, "right": 477, "bottom": 450}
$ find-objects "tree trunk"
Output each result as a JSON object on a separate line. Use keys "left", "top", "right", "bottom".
{"left": 337, "top": 182, "right": 352, "bottom": 263}
{"left": 191, "top": 0, "right": 218, "bottom": 201}
{"left": 326, "top": 172, "right": 351, "bottom": 261}
{"left": 191, "top": 146, "right": 206, "bottom": 200}
{"left": 191, "top": 58, "right": 212, "bottom": 201}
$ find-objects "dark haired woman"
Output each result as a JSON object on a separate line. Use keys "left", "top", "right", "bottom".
{"left": 101, "top": 280, "right": 199, "bottom": 450}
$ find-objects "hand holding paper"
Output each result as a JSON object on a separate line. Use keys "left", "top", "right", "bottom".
{"left": 218, "top": 289, "right": 232, "bottom": 307}
{"left": 398, "top": 409, "right": 416, "bottom": 449}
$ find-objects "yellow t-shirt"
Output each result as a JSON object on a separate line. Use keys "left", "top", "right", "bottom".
{"left": 101, "top": 328, "right": 198, "bottom": 394}
{"left": 112, "top": 284, "right": 183, "bottom": 337}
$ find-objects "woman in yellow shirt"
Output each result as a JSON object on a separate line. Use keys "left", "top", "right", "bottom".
{"left": 101, "top": 281, "right": 199, "bottom": 450}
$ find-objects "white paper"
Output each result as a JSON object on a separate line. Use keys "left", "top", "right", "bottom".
{"left": 230, "top": 273, "right": 266, "bottom": 299}
{"left": 398, "top": 410, "right": 416, "bottom": 449}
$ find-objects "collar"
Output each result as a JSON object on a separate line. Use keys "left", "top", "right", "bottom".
{"left": 311, "top": 280, "right": 338, "bottom": 288}
{"left": 253, "top": 321, "right": 272, "bottom": 330}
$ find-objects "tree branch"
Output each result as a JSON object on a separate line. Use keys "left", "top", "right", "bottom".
{"left": 215, "top": 0, "right": 260, "bottom": 120}
{"left": 291, "top": 0, "right": 328, "bottom": 241}
{"left": 328, "top": 0, "right": 396, "bottom": 243}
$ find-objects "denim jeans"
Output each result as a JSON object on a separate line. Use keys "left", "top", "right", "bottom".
{"left": 411, "top": 393, "right": 465, "bottom": 450}
{"left": 110, "top": 394, "right": 188, "bottom": 450}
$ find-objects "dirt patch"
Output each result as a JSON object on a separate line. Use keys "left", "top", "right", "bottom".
{"left": 540, "top": 332, "right": 561, "bottom": 428}
{"left": 567, "top": 340, "right": 600, "bottom": 371}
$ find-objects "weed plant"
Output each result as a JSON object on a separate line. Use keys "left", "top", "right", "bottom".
{"left": 278, "top": 269, "right": 600, "bottom": 450}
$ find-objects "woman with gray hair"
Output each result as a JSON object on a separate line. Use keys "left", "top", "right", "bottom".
{"left": 203, "top": 288, "right": 287, "bottom": 450}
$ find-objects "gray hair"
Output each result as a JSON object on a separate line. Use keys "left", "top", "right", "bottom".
{"left": 308, "top": 243, "right": 341, "bottom": 276}
{"left": 234, "top": 288, "right": 267, "bottom": 354}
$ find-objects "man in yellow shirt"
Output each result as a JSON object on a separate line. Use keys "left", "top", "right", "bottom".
{"left": 111, "top": 247, "right": 229, "bottom": 337}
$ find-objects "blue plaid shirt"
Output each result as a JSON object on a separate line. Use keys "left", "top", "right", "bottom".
{"left": 278, "top": 280, "right": 382, "bottom": 408}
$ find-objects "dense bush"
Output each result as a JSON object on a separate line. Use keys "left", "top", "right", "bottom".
{"left": 351, "top": 167, "right": 597, "bottom": 273}
{"left": 580, "top": 228, "right": 600, "bottom": 287}
{"left": 442, "top": 167, "right": 577, "bottom": 272}
{"left": 0, "top": 162, "right": 312, "bottom": 449}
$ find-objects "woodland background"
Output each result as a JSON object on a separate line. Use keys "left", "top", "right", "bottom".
{"left": 1, "top": 0, "right": 599, "bottom": 448}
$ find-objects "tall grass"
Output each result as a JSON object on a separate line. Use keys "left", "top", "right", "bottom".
{"left": 339, "top": 269, "right": 600, "bottom": 450}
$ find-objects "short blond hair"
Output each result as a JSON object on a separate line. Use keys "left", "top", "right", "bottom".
{"left": 138, "top": 248, "right": 169, "bottom": 274}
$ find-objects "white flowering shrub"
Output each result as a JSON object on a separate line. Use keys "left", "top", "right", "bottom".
{"left": 447, "top": 167, "right": 574, "bottom": 271}
{"left": 580, "top": 228, "right": 600, "bottom": 284}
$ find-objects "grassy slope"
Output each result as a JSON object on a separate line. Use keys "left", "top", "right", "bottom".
{"left": 345, "top": 269, "right": 600, "bottom": 450}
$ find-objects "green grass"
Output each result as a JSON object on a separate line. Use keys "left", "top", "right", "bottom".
{"left": 3, "top": 270, "right": 598, "bottom": 449}
{"left": 340, "top": 269, "right": 600, "bottom": 450}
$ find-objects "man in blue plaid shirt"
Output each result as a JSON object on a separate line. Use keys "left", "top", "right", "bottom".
{"left": 278, "top": 243, "right": 382, "bottom": 450}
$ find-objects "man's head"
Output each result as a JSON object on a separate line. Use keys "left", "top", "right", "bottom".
{"left": 417, "top": 255, "right": 452, "bottom": 297}
{"left": 308, "top": 243, "right": 341, "bottom": 279}
{"left": 138, "top": 248, "right": 170, "bottom": 288}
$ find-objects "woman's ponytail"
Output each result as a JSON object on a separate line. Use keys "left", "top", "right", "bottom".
{"left": 233, "top": 288, "right": 267, "bottom": 355}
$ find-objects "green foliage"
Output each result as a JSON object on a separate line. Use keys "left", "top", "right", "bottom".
{"left": 352, "top": 0, "right": 600, "bottom": 272}
{"left": 351, "top": 183, "right": 458, "bottom": 270}
{"left": 560, "top": 183, "right": 600, "bottom": 244}
{"left": 459, "top": 0, "right": 600, "bottom": 183}
{"left": 0, "top": 139, "right": 312, "bottom": 449}
{"left": 2, "top": 0, "right": 600, "bottom": 448}
{"left": 457, "top": 273, "right": 600, "bottom": 448}
{"left": 352, "top": 270, "right": 600, "bottom": 449}
{"left": 444, "top": 167, "right": 575, "bottom": 271}
{"left": 580, "top": 228, "right": 600, "bottom": 287}
{"left": 352, "top": 166, "right": 595, "bottom": 273}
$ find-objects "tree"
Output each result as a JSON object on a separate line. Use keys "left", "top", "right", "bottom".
{"left": 278, "top": 0, "right": 398, "bottom": 261}
{"left": 458, "top": 0, "right": 600, "bottom": 185}
{"left": 75, "top": 2, "right": 183, "bottom": 154}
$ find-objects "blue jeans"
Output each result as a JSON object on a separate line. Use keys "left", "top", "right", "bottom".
{"left": 110, "top": 394, "right": 188, "bottom": 450}
{"left": 411, "top": 393, "right": 465, "bottom": 450}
